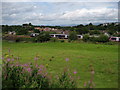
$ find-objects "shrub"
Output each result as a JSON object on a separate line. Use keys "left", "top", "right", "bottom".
{"left": 96, "top": 35, "right": 109, "bottom": 43}
{"left": 83, "top": 35, "right": 90, "bottom": 42}
{"left": 68, "top": 31, "right": 78, "bottom": 41}
{"left": 35, "top": 32, "right": 50, "bottom": 42}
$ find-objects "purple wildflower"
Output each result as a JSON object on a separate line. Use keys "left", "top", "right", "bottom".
{"left": 7, "top": 58, "right": 11, "bottom": 62}
{"left": 91, "top": 70, "right": 95, "bottom": 75}
{"left": 73, "top": 70, "right": 77, "bottom": 74}
{"left": 38, "top": 68, "right": 42, "bottom": 71}
{"left": 27, "top": 68, "right": 31, "bottom": 72}
{"left": 90, "top": 86, "right": 93, "bottom": 88}
{"left": 36, "top": 64, "right": 38, "bottom": 67}
{"left": 34, "top": 57, "right": 38, "bottom": 61}
{"left": 2, "top": 56, "right": 4, "bottom": 60}
{"left": 65, "top": 58, "right": 69, "bottom": 61}
{"left": 84, "top": 82, "right": 87, "bottom": 87}
{"left": 16, "top": 64, "right": 19, "bottom": 67}
{"left": 12, "top": 58, "right": 14, "bottom": 61}
{"left": 24, "top": 64, "right": 28, "bottom": 67}
{"left": 39, "top": 65, "right": 44, "bottom": 68}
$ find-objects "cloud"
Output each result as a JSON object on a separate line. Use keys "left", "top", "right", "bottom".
{"left": 2, "top": 0, "right": 119, "bottom": 2}
{"left": 2, "top": 2, "right": 118, "bottom": 25}
{"left": 60, "top": 8, "right": 117, "bottom": 20}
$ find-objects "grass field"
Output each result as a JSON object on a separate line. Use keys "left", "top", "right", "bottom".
{"left": 2, "top": 41, "right": 118, "bottom": 88}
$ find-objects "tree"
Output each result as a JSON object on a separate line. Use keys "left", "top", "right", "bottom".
{"left": 16, "top": 28, "right": 28, "bottom": 35}
{"left": 89, "top": 30, "right": 100, "bottom": 35}
{"left": 96, "top": 35, "right": 109, "bottom": 43}
{"left": 83, "top": 35, "right": 90, "bottom": 42}
{"left": 68, "top": 31, "right": 78, "bottom": 41}
{"left": 35, "top": 32, "right": 50, "bottom": 42}
{"left": 76, "top": 27, "right": 89, "bottom": 35}
{"left": 34, "top": 29, "right": 40, "bottom": 33}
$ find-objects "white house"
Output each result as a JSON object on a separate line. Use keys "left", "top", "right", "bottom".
{"left": 50, "top": 34, "right": 83, "bottom": 39}
{"left": 30, "top": 33, "right": 39, "bottom": 37}
{"left": 109, "top": 37, "right": 120, "bottom": 42}
{"left": 8, "top": 31, "right": 16, "bottom": 35}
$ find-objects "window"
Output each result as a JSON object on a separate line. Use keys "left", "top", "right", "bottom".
{"left": 111, "top": 38, "right": 116, "bottom": 40}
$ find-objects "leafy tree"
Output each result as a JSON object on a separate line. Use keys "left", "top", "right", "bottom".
{"left": 76, "top": 27, "right": 89, "bottom": 35}
{"left": 89, "top": 30, "right": 100, "bottom": 35}
{"left": 34, "top": 29, "right": 40, "bottom": 33}
{"left": 68, "top": 31, "right": 78, "bottom": 41}
{"left": 96, "top": 35, "right": 109, "bottom": 43}
{"left": 35, "top": 32, "right": 50, "bottom": 42}
{"left": 16, "top": 28, "right": 28, "bottom": 35}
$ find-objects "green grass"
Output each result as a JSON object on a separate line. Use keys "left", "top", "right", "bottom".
{"left": 2, "top": 41, "right": 118, "bottom": 88}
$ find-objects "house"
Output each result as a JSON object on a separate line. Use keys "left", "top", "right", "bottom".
{"left": 77, "top": 35, "right": 83, "bottom": 39}
{"left": 50, "top": 34, "right": 83, "bottom": 39}
{"left": 8, "top": 31, "right": 16, "bottom": 35}
{"left": 50, "top": 34, "right": 68, "bottom": 39}
{"left": 30, "top": 33, "right": 39, "bottom": 37}
{"left": 109, "top": 37, "right": 120, "bottom": 42}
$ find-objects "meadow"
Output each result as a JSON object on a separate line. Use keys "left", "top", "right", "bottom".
{"left": 2, "top": 41, "right": 118, "bottom": 88}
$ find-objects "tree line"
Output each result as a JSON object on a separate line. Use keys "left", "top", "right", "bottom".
{"left": 2, "top": 22, "right": 119, "bottom": 37}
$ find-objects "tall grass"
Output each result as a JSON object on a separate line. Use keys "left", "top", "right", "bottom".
{"left": 2, "top": 52, "right": 95, "bottom": 88}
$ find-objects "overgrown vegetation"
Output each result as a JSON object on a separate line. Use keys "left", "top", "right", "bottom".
{"left": 2, "top": 53, "right": 95, "bottom": 88}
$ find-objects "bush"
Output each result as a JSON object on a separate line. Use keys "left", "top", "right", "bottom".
{"left": 83, "top": 35, "right": 90, "bottom": 42}
{"left": 96, "top": 35, "right": 109, "bottom": 43}
{"left": 35, "top": 32, "right": 50, "bottom": 42}
{"left": 68, "top": 31, "right": 78, "bottom": 41}
{"left": 83, "top": 35, "right": 109, "bottom": 43}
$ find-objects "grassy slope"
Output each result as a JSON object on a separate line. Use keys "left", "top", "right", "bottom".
{"left": 2, "top": 41, "right": 118, "bottom": 88}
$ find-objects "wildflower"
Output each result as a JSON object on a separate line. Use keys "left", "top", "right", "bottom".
{"left": 73, "top": 70, "right": 77, "bottom": 74}
{"left": 39, "top": 65, "right": 44, "bottom": 68}
{"left": 65, "top": 58, "right": 69, "bottom": 61}
{"left": 16, "top": 64, "right": 19, "bottom": 67}
{"left": 91, "top": 70, "right": 95, "bottom": 75}
{"left": 2, "top": 56, "right": 4, "bottom": 60}
{"left": 78, "top": 76, "right": 80, "bottom": 79}
{"left": 38, "top": 68, "right": 42, "bottom": 71}
{"left": 27, "top": 68, "right": 31, "bottom": 72}
{"left": 36, "top": 64, "right": 38, "bottom": 67}
{"left": 34, "top": 57, "right": 38, "bottom": 61}
{"left": 11, "top": 58, "right": 14, "bottom": 61}
{"left": 90, "top": 86, "right": 93, "bottom": 88}
{"left": 24, "top": 64, "right": 28, "bottom": 67}
{"left": 84, "top": 82, "right": 87, "bottom": 87}
{"left": 7, "top": 58, "right": 11, "bottom": 62}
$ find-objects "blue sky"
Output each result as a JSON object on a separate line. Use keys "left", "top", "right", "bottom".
{"left": 2, "top": 1, "right": 118, "bottom": 26}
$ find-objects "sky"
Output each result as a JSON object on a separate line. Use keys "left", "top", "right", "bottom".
{"left": 1, "top": 0, "right": 119, "bottom": 26}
